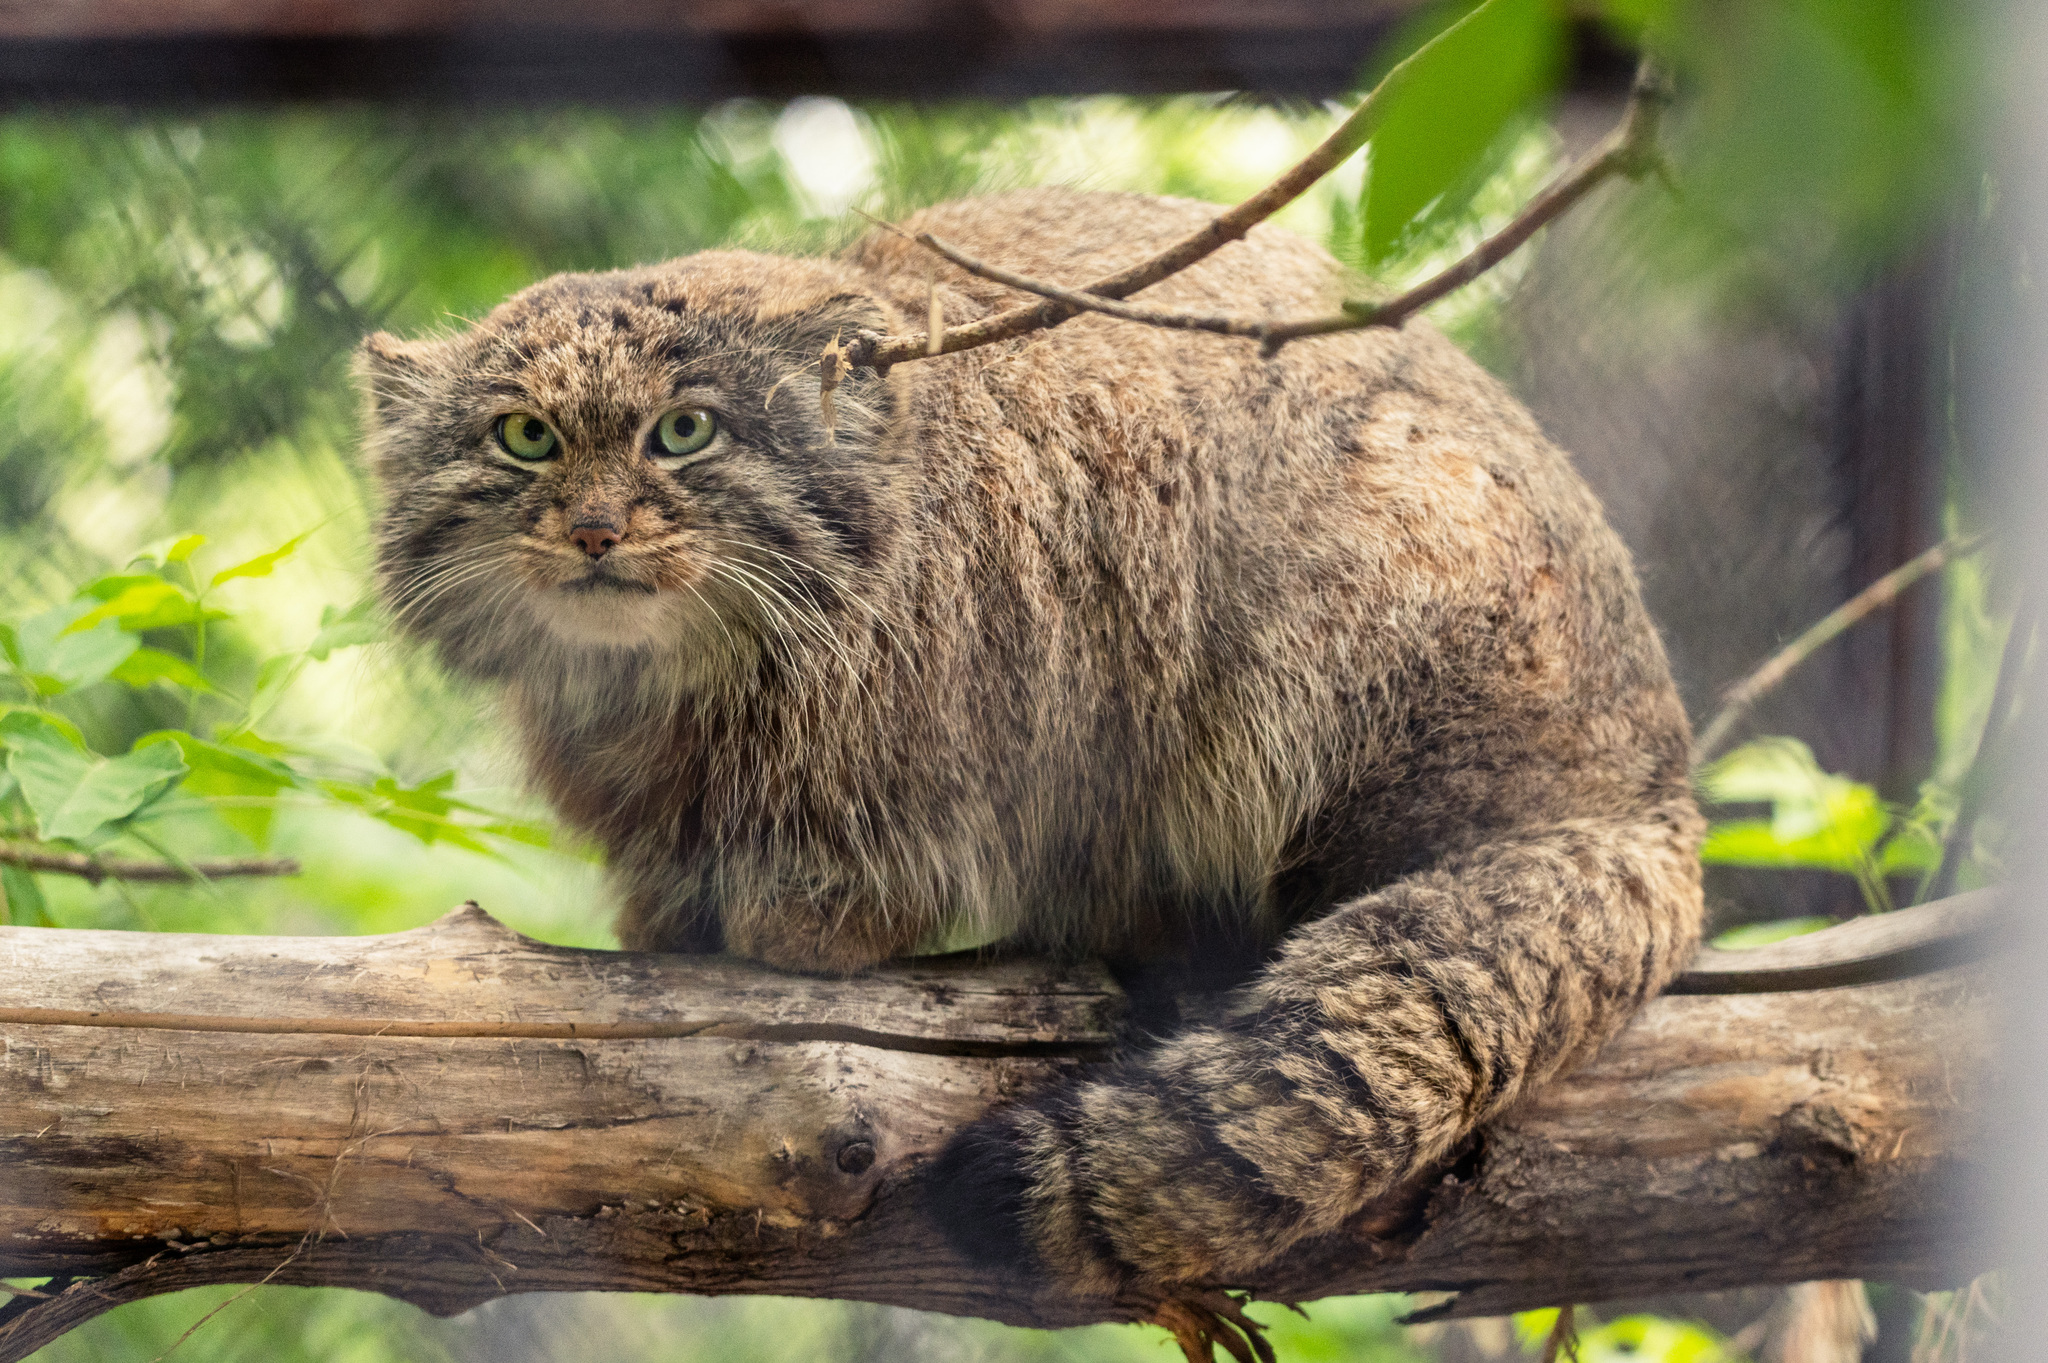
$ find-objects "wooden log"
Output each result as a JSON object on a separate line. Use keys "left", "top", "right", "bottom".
{"left": 0, "top": 893, "right": 2001, "bottom": 1360}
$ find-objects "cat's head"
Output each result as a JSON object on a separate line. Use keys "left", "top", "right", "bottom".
{"left": 355, "top": 252, "right": 909, "bottom": 683}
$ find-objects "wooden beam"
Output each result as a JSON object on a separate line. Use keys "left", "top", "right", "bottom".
{"left": 0, "top": 893, "right": 2000, "bottom": 1360}
{"left": 0, "top": 1, "right": 1644, "bottom": 104}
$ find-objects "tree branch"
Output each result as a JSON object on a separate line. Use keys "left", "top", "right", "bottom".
{"left": 834, "top": 1, "right": 1495, "bottom": 377}
{"left": 0, "top": 895, "right": 1999, "bottom": 1360}
{"left": 0, "top": 840, "right": 300, "bottom": 886}
{"left": 907, "top": 62, "right": 1671, "bottom": 358}
{"left": 1691, "top": 533, "right": 1986, "bottom": 766}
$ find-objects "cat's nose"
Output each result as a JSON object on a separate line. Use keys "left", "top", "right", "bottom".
{"left": 570, "top": 523, "right": 621, "bottom": 559}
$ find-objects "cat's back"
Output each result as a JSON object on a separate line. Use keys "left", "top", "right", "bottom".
{"left": 847, "top": 188, "right": 1623, "bottom": 677}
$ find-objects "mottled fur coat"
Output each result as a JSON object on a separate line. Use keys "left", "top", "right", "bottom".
{"left": 357, "top": 188, "right": 1703, "bottom": 1297}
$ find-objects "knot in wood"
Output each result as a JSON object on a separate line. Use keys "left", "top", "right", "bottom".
{"left": 835, "top": 1139, "right": 876, "bottom": 1175}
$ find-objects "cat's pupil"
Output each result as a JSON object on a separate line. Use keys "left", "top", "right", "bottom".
{"left": 521, "top": 417, "right": 545, "bottom": 443}
{"left": 675, "top": 416, "right": 695, "bottom": 437}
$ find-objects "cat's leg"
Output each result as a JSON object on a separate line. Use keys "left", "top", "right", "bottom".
{"left": 722, "top": 892, "right": 935, "bottom": 975}
{"left": 613, "top": 877, "right": 725, "bottom": 954}
{"left": 928, "top": 803, "right": 1703, "bottom": 1293}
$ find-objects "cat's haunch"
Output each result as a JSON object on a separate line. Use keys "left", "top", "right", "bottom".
{"left": 357, "top": 187, "right": 1702, "bottom": 1296}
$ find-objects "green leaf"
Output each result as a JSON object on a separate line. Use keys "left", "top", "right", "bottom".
{"left": 1595, "top": 0, "right": 1678, "bottom": 42}
{"left": 1700, "top": 816, "right": 1886, "bottom": 872}
{"left": 137, "top": 730, "right": 297, "bottom": 846}
{"left": 308, "top": 600, "right": 386, "bottom": 661}
{"left": 0, "top": 707, "right": 86, "bottom": 751}
{"left": 1878, "top": 820, "right": 1944, "bottom": 875}
{"left": 67, "top": 579, "right": 186, "bottom": 633}
{"left": 210, "top": 530, "right": 311, "bottom": 589}
{"left": 0, "top": 864, "right": 51, "bottom": 927}
{"left": 242, "top": 652, "right": 307, "bottom": 731}
{"left": 0, "top": 623, "right": 19, "bottom": 670}
{"left": 2, "top": 720, "right": 188, "bottom": 843}
{"left": 1584, "top": 1313, "right": 1741, "bottom": 1363}
{"left": 1711, "top": 916, "right": 1836, "bottom": 950}
{"left": 1357, "top": 0, "right": 1568, "bottom": 265}
{"left": 1698, "top": 737, "right": 1892, "bottom": 869}
{"left": 10, "top": 607, "right": 138, "bottom": 695}
{"left": 318, "top": 771, "right": 497, "bottom": 855}
{"left": 69, "top": 576, "right": 221, "bottom": 634}
{"left": 131, "top": 532, "right": 208, "bottom": 568}
{"left": 109, "top": 647, "right": 216, "bottom": 694}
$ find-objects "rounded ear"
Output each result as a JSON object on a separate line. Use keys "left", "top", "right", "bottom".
{"left": 765, "top": 289, "right": 901, "bottom": 356}
{"left": 352, "top": 331, "right": 440, "bottom": 425}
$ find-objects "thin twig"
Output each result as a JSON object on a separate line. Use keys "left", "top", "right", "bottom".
{"left": 1926, "top": 587, "right": 2037, "bottom": 902}
{"left": 912, "top": 62, "right": 1671, "bottom": 358}
{"left": 0, "top": 841, "right": 300, "bottom": 887}
{"left": 839, "top": 0, "right": 1494, "bottom": 376}
{"left": 1539, "top": 1306, "right": 1580, "bottom": 1363}
{"left": 1692, "top": 533, "right": 1986, "bottom": 766}
{"left": 146, "top": 1245, "right": 303, "bottom": 1363}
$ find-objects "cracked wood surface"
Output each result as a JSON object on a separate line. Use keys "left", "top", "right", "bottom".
{"left": 0, "top": 893, "right": 2000, "bottom": 1360}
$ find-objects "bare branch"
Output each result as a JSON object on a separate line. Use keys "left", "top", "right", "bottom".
{"left": 839, "top": 0, "right": 1495, "bottom": 375}
{"left": 0, "top": 840, "right": 300, "bottom": 887}
{"left": 907, "top": 62, "right": 1672, "bottom": 359}
{"left": 1691, "top": 533, "right": 1986, "bottom": 767}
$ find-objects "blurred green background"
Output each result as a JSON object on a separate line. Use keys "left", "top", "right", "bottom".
{"left": 0, "top": 0, "right": 2018, "bottom": 1357}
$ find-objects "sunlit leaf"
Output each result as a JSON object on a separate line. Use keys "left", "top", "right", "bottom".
{"left": 130, "top": 532, "right": 208, "bottom": 569}
{"left": 210, "top": 530, "right": 311, "bottom": 588}
{"left": 1357, "top": 0, "right": 1567, "bottom": 265}
{"left": 1595, "top": 0, "right": 1678, "bottom": 41}
{"left": 1700, "top": 816, "right": 1887, "bottom": 872}
{"left": 66, "top": 579, "right": 185, "bottom": 633}
{"left": 308, "top": 599, "right": 385, "bottom": 661}
{"left": 109, "top": 647, "right": 216, "bottom": 693}
{"left": 1582, "top": 1313, "right": 1740, "bottom": 1362}
{"left": 242, "top": 652, "right": 307, "bottom": 731}
{"left": 10, "top": 607, "right": 138, "bottom": 695}
{"left": 1710, "top": 916, "right": 1835, "bottom": 950}
{"left": 0, "top": 707, "right": 86, "bottom": 751}
{"left": 317, "top": 771, "right": 507, "bottom": 855}
{"left": 137, "top": 730, "right": 297, "bottom": 846}
{"left": 0, "top": 864, "right": 51, "bottom": 927}
{"left": 1698, "top": 737, "right": 1892, "bottom": 871}
{"left": 1878, "top": 821, "right": 1943, "bottom": 875}
{"left": 69, "top": 576, "right": 221, "bottom": 633}
{"left": 1, "top": 716, "right": 188, "bottom": 842}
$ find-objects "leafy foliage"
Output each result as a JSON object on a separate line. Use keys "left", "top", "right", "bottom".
{"left": 0, "top": 532, "right": 551, "bottom": 926}
{"left": 1697, "top": 737, "right": 1944, "bottom": 914}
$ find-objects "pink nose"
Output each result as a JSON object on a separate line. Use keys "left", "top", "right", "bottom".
{"left": 570, "top": 524, "right": 621, "bottom": 559}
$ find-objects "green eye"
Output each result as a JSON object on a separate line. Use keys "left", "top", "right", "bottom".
{"left": 496, "top": 412, "right": 558, "bottom": 460}
{"left": 654, "top": 407, "right": 717, "bottom": 460}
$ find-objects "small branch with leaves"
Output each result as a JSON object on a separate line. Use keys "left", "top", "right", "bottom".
{"left": 903, "top": 63, "right": 1668, "bottom": 359}
{"left": 819, "top": 27, "right": 1669, "bottom": 412}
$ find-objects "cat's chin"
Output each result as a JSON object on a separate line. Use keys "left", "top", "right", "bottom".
{"left": 532, "top": 584, "right": 691, "bottom": 650}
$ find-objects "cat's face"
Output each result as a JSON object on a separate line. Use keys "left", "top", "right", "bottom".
{"left": 356, "top": 252, "right": 906, "bottom": 680}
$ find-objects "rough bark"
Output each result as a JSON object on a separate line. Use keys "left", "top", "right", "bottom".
{"left": 0, "top": 892, "right": 2001, "bottom": 1360}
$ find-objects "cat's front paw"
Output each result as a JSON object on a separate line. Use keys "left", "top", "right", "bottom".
{"left": 721, "top": 898, "right": 917, "bottom": 975}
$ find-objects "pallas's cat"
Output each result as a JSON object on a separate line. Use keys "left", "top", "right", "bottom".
{"left": 358, "top": 188, "right": 1703, "bottom": 1301}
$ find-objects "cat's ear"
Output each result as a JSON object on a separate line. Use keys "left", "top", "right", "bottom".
{"left": 353, "top": 331, "right": 443, "bottom": 425}
{"left": 758, "top": 288, "right": 906, "bottom": 450}
{"left": 761, "top": 288, "right": 899, "bottom": 356}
